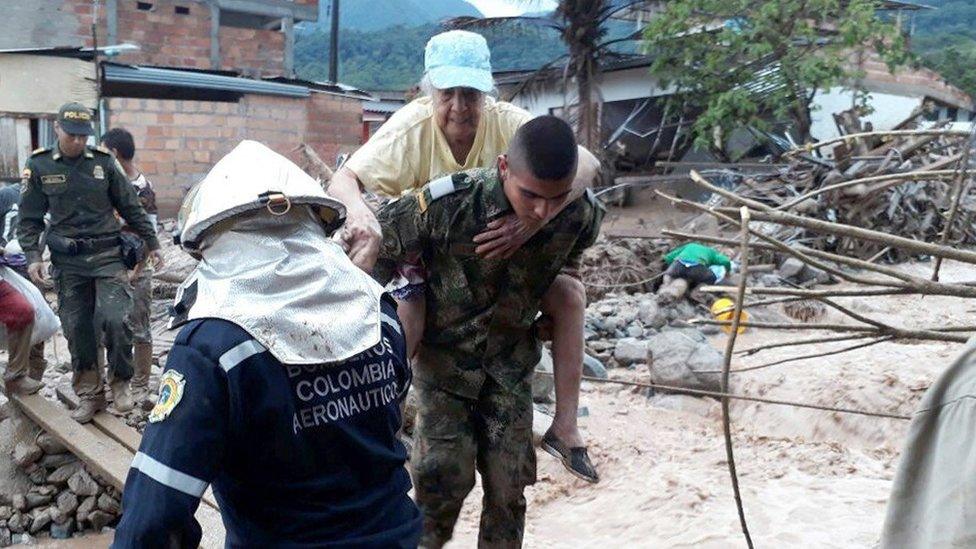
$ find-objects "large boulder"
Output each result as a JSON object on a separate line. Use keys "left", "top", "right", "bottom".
{"left": 646, "top": 330, "right": 723, "bottom": 392}
{"left": 613, "top": 338, "right": 648, "bottom": 366}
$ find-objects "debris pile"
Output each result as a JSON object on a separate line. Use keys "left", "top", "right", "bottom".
{"left": 705, "top": 125, "right": 976, "bottom": 262}
{"left": 580, "top": 237, "right": 669, "bottom": 301}
{"left": 0, "top": 409, "right": 121, "bottom": 545}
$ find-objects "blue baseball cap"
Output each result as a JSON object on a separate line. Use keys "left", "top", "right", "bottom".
{"left": 424, "top": 30, "right": 493, "bottom": 93}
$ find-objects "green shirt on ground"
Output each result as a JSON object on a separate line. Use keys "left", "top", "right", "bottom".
{"left": 665, "top": 242, "right": 731, "bottom": 268}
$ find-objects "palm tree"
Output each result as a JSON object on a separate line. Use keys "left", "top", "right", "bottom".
{"left": 448, "top": 0, "right": 650, "bottom": 152}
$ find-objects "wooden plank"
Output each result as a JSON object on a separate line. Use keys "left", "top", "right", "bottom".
{"left": 93, "top": 413, "right": 141, "bottom": 454}
{"left": 12, "top": 393, "right": 134, "bottom": 491}
{"left": 11, "top": 394, "right": 226, "bottom": 548}
{"left": 56, "top": 384, "right": 221, "bottom": 511}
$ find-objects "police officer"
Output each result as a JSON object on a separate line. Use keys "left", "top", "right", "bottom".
{"left": 112, "top": 141, "right": 421, "bottom": 548}
{"left": 375, "top": 116, "right": 604, "bottom": 547}
{"left": 17, "top": 102, "right": 162, "bottom": 422}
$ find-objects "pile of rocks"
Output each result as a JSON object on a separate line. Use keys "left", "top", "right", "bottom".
{"left": 0, "top": 409, "right": 120, "bottom": 546}
{"left": 586, "top": 292, "right": 723, "bottom": 393}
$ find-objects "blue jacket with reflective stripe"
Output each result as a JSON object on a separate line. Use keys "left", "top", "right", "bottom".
{"left": 112, "top": 297, "right": 421, "bottom": 548}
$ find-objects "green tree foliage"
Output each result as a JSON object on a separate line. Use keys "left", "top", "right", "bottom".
{"left": 643, "top": 0, "right": 911, "bottom": 152}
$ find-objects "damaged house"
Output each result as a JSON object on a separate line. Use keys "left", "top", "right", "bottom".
{"left": 0, "top": 0, "right": 371, "bottom": 216}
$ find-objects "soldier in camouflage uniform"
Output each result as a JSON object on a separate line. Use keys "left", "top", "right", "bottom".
{"left": 375, "top": 116, "right": 604, "bottom": 547}
{"left": 17, "top": 103, "right": 162, "bottom": 423}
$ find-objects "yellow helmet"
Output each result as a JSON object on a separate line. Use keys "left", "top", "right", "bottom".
{"left": 710, "top": 298, "right": 749, "bottom": 334}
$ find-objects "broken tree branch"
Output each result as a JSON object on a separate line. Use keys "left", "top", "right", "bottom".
{"left": 734, "top": 333, "right": 878, "bottom": 356}
{"left": 932, "top": 127, "right": 976, "bottom": 281}
{"left": 704, "top": 337, "right": 894, "bottom": 374}
{"left": 784, "top": 129, "right": 971, "bottom": 157}
{"left": 722, "top": 206, "right": 753, "bottom": 549}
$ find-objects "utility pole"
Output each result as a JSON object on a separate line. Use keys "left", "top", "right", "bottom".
{"left": 328, "top": 0, "right": 339, "bottom": 83}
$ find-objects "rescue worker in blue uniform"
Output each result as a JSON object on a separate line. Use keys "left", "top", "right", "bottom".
{"left": 112, "top": 141, "right": 422, "bottom": 548}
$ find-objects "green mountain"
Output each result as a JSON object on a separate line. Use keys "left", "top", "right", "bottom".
{"left": 296, "top": 22, "right": 568, "bottom": 90}
{"left": 910, "top": 0, "right": 976, "bottom": 99}
{"left": 295, "top": 2, "right": 976, "bottom": 101}
{"left": 311, "top": 0, "right": 482, "bottom": 31}
{"left": 295, "top": 13, "right": 639, "bottom": 92}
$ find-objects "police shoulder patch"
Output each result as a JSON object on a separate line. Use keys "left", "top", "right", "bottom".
{"left": 149, "top": 370, "right": 186, "bottom": 423}
{"left": 30, "top": 147, "right": 50, "bottom": 157}
{"left": 93, "top": 145, "right": 113, "bottom": 156}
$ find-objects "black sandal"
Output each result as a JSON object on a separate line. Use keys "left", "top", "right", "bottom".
{"left": 541, "top": 430, "right": 600, "bottom": 483}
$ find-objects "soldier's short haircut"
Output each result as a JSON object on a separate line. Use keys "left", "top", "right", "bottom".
{"left": 507, "top": 115, "right": 578, "bottom": 182}
{"left": 100, "top": 128, "right": 136, "bottom": 161}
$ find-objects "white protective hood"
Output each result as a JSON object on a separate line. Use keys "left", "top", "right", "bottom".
{"left": 173, "top": 141, "right": 384, "bottom": 365}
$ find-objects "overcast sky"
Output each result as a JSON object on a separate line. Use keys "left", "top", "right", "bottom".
{"left": 465, "top": 0, "right": 557, "bottom": 17}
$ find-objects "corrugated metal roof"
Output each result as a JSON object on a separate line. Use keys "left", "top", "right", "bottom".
{"left": 363, "top": 100, "right": 404, "bottom": 114}
{"left": 102, "top": 63, "right": 310, "bottom": 98}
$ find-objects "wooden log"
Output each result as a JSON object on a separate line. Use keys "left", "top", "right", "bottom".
{"left": 786, "top": 129, "right": 970, "bottom": 157}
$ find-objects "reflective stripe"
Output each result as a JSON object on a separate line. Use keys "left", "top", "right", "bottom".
{"left": 380, "top": 313, "right": 401, "bottom": 335}
{"left": 428, "top": 175, "right": 455, "bottom": 200}
{"left": 218, "top": 339, "right": 265, "bottom": 372}
{"left": 131, "top": 452, "right": 208, "bottom": 498}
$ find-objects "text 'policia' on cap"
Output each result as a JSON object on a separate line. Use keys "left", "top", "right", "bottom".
{"left": 57, "top": 102, "right": 95, "bottom": 136}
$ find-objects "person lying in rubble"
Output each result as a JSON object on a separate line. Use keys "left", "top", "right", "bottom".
{"left": 112, "top": 141, "right": 421, "bottom": 548}
{"left": 329, "top": 29, "right": 602, "bottom": 483}
{"left": 374, "top": 116, "right": 604, "bottom": 547}
{"left": 660, "top": 242, "right": 733, "bottom": 300}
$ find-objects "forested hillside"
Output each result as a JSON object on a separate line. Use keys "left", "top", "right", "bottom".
{"left": 296, "top": 1, "right": 976, "bottom": 99}
{"left": 910, "top": 0, "right": 976, "bottom": 97}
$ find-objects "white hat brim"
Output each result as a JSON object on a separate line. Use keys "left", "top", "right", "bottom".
{"left": 428, "top": 65, "right": 494, "bottom": 93}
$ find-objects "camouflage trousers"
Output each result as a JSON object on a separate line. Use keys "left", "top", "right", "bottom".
{"left": 56, "top": 268, "right": 134, "bottom": 398}
{"left": 127, "top": 266, "right": 153, "bottom": 344}
{"left": 411, "top": 377, "right": 536, "bottom": 548}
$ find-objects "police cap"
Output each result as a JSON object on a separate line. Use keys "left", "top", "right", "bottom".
{"left": 57, "top": 102, "right": 95, "bottom": 136}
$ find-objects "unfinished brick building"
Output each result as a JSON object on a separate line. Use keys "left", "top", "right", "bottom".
{"left": 0, "top": 0, "right": 367, "bottom": 216}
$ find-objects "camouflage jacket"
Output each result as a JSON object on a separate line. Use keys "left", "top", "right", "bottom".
{"left": 376, "top": 167, "right": 604, "bottom": 398}
{"left": 17, "top": 145, "right": 160, "bottom": 268}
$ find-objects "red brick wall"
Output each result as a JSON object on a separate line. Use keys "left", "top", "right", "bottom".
{"left": 219, "top": 27, "right": 287, "bottom": 78}
{"left": 61, "top": 0, "right": 306, "bottom": 75}
{"left": 115, "top": 1, "right": 213, "bottom": 69}
{"left": 107, "top": 94, "right": 362, "bottom": 217}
